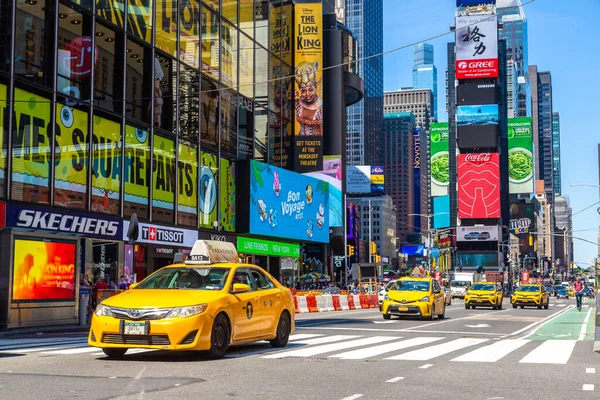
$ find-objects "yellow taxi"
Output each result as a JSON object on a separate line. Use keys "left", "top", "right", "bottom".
{"left": 381, "top": 275, "right": 446, "bottom": 320}
{"left": 511, "top": 284, "right": 549, "bottom": 309}
{"left": 464, "top": 282, "right": 503, "bottom": 310}
{"left": 567, "top": 286, "right": 575, "bottom": 297}
{"left": 88, "top": 240, "right": 295, "bottom": 359}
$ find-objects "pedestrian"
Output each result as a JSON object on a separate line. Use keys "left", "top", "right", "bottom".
{"left": 573, "top": 276, "right": 584, "bottom": 311}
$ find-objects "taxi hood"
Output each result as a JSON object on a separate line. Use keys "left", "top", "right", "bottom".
{"left": 100, "top": 289, "right": 226, "bottom": 309}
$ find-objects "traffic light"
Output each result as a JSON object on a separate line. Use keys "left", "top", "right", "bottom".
{"left": 347, "top": 245, "right": 355, "bottom": 257}
{"left": 529, "top": 234, "right": 533, "bottom": 246}
{"left": 376, "top": 255, "right": 381, "bottom": 263}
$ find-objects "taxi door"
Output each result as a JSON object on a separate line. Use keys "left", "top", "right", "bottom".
{"left": 230, "top": 267, "right": 262, "bottom": 341}
{"left": 432, "top": 280, "right": 445, "bottom": 314}
{"left": 249, "top": 268, "right": 283, "bottom": 336}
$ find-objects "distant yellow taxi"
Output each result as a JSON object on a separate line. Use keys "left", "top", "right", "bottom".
{"left": 89, "top": 240, "right": 295, "bottom": 359}
{"left": 381, "top": 276, "right": 446, "bottom": 320}
{"left": 464, "top": 282, "right": 503, "bottom": 310}
{"left": 511, "top": 284, "right": 549, "bottom": 309}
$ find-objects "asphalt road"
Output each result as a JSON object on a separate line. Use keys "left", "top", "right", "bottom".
{"left": 0, "top": 297, "right": 597, "bottom": 400}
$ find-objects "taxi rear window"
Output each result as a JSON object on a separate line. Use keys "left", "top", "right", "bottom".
{"left": 136, "top": 267, "right": 230, "bottom": 290}
{"left": 472, "top": 284, "right": 495, "bottom": 291}
{"left": 517, "top": 285, "right": 540, "bottom": 292}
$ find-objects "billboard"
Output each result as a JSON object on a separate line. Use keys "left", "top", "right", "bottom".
{"left": 508, "top": 118, "right": 534, "bottom": 194}
{"left": 346, "top": 166, "right": 384, "bottom": 194}
{"left": 457, "top": 104, "right": 499, "bottom": 127}
{"left": 305, "top": 156, "right": 343, "bottom": 227}
{"left": 433, "top": 195, "right": 450, "bottom": 229}
{"left": 12, "top": 238, "right": 77, "bottom": 301}
{"left": 457, "top": 225, "right": 500, "bottom": 242}
{"left": 413, "top": 129, "right": 422, "bottom": 229}
{"left": 458, "top": 153, "right": 500, "bottom": 219}
{"left": 430, "top": 123, "right": 449, "bottom": 197}
{"left": 456, "top": 252, "right": 500, "bottom": 269}
{"left": 335, "top": 0, "right": 345, "bottom": 23}
{"left": 456, "top": 15, "right": 498, "bottom": 79}
{"left": 457, "top": 82, "right": 499, "bottom": 106}
{"left": 248, "top": 160, "right": 329, "bottom": 243}
{"left": 457, "top": 0, "right": 496, "bottom": 6}
{"left": 509, "top": 202, "right": 536, "bottom": 254}
{"left": 293, "top": 1, "right": 324, "bottom": 172}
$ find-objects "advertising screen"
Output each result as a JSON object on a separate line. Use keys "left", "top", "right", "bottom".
{"left": 456, "top": 252, "right": 499, "bottom": 269}
{"left": 457, "top": 125, "right": 498, "bottom": 150}
{"left": 456, "top": 15, "right": 498, "bottom": 79}
{"left": 430, "top": 123, "right": 449, "bottom": 197}
{"left": 508, "top": 118, "right": 534, "bottom": 194}
{"left": 457, "top": 225, "right": 500, "bottom": 242}
{"left": 457, "top": 104, "right": 499, "bottom": 127}
{"left": 305, "top": 156, "right": 343, "bottom": 227}
{"left": 509, "top": 203, "right": 536, "bottom": 254}
{"left": 458, "top": 153, "right": 500, "bottom": 219}
{"left": 433, "top": 195, "right": 450, "bottom": 229}
{"left": 346, "top": 166, "right": 384, "bottom": 194}
{"left": 248, "top": 160, "right": 329, "bottom": 243}
{"left": 457, "top": 82, "right": 499, "bottom": 106}
{"left": 12, "top": 238, "right": 77, "bottom": 301}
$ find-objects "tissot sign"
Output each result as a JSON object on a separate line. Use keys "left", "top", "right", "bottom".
{"left": 123, "top": 221, "right": 197, "bottom": 247}
{"left": 6, "top": 204, "right": 122, "bottom": 240}
{"left": 455, "top": 15, "right": 498, "bottom": 79}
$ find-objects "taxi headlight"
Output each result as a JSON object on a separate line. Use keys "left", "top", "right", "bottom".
{"left": 384, "top": 294, "right": 390, "bottom": 301}
{"left": 165, "top": 304, "right": 208, "bottom": 318}
{"left": 95, "top": 303, "right": 112, "bottom": 317}
{"left": 419, "top": 296, "right": 430, "bottom": 303}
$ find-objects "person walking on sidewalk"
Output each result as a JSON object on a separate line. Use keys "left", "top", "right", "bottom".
{"left": 573, "top": 276, "right": 585, "bottom": 311}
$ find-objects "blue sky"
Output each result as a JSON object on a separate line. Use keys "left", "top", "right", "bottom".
{"left": 382, "top": 0, "right": 600, "bottom": 266}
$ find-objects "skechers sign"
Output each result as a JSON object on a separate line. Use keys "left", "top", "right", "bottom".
{"left": 7, "top": 204, "right": 122, "bottom": 240}
{"left": 246, "top": 160, "right": 329, "bottom": 243}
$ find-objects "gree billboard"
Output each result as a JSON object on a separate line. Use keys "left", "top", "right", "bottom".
{"left": 456, "top": 15, "right": 498, "bottom": 79}
{"left": 458, "top": 153, "right": 500, "bottom": 219}
{"left": 430, "top": 123, "right": 449, "bottom": 197}
{"left": 508, "top": 118, "right": 534, "bottom": 194}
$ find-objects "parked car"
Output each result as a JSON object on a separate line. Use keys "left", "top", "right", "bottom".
{"left": 443, "top": 287, "right": 452, "bottom": 305}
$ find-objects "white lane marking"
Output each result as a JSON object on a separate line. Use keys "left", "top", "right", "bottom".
{"left": 403, "top": 310, "right": 505, "bottom": 330}
{"left": 507, "top": 305, "right": 574, "bottom": 339}
{"left": 386, "top": 338, "right": 488, "bottom": 361}
{"left": 582, "top": 384, "right": 594, "bottom": 391}
{"left": 557, "top": 304, "right": 566, "bottom": 307}
{"left": 92, "top": 348, "right": 157, "bottom": 357}
{"left": 419, "top": 364, "right": 433, "bottom": 369}
{"left": 4, "top": 343, "right": 88, "bottom": 354}
{"left": 41, "top": 347, "right": 97, "bottom": 355}
{"left": 519, "top": 340, "right": 576, "bottom": 364}
{"left": 262, "top": 336, "right": 398, "bottom": 359}
{"left": 578, "top": 308, "right": 593, "bottom": 341}
{"left": 373, "top": 321, "right": 397, "bottom": 324}
{"left": 340, "top": 395, "right": 363, "bottom": 400}
{"left": 451, "top": 339, "right": 530, "bottom": 362}
{"left": 288, "top": 334, "right": 324, "bottom": 341}
{"left": 386, "top": 377, "right": 405, "bottom": 383}
{"left": 296, "top": 326, "right": 502, "bottom": 336}
{"left": 465, "top": 324, "right": 491, "bottom": 328}
{"left": 330, "top": 337, "right": 444, "bottom": 360}
{"left": 292, "top": 335, "right": 360, "bottom": 345}
{"left": 586, "top": 368, "right": 596, "bottom": 374}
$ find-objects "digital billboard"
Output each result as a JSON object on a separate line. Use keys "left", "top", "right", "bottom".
{"left": 305, "top": 155, "right": 343, "bottom": 227}
{"left": 430, "top": 123, "right": 449, "bottom": 197}
{"left": 456, "top": 15, "right": 498, "bottom": 79}
{"left": 457, "top": 82, "right": 499, "bottom": 106}
{"left": 457, "top": 225, "right": 500, "bottom": 242}
{"left": 457, "top": 125, "right": 499, "bottom": 149}
{"left": 346, "top": 166, "right": 385, "bottom": 194}
{"left": 509, "top": 202, "right": 536, "bottom": 254}
{"left": 248, "top": 160, "right": 329, "bottom": 243}
{"left": 433, "top": 195, "right": 450, "bottom": 229}
{"left": 457, "top": 104, "right": 499, "bottom": 127}
{"left": 12, "top": 238, "right": 77, "bottom": 301}
{"left": 458, "top": 153, "right": 500, "bottom": 219}
{"left": 456, "top": 252, "right": 500, "bottom": 269}
{"left": 508, "top": 118, "right": 534, "bottom": 194}
{"left": 413, "top": 129, "right": 422, "bottom": 229}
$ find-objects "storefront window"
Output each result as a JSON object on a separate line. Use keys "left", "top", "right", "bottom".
{"left": 153, "top": 53, "right": 175, "bottom": 133}
{"left": 221, "top": 22, "right": 238, "bottom": 89}
{"left": 91, "top": 241, "right": 119, "bottom": 288}
{"left": 124, "top": 123, "right": 150, "bottom": 219}
{"left": 152, "top": 134, "right": 176, "bottom": 223}
{"left": 179, "top": 65, "right": 199, "bottom": 143}
{"left": 179, "top": 0, "right": 201, "bottom": 68}
{"left": 219, "top": 158, "right": 236, "bottom": 232}
{"left": 57, "top": 3, "right": 92, "bottom": 103}
{"left": 54, "top": 101, "right": 89, "bottom": 209}
{"left": 201, "top": 76, "right": 219, "bottom": 151}
{"left": 223, "top": 0, "right": 238, "bottom": 24}
{"left": 240, "top": 0, "right": 254, "bottom": 39}
{"left": 199, "top": 151, "right": 218, "bottom": 229}
{"left": 125, "top": 39, "right": 152, "bottom": 124}
{"left": 15, "top": 0, "right": 52, "bottom": 88}
{"left": 155, "top": 0, "right": 177, "bottom": 57}
{"left": 255, "top": 45, "right": 268, "bottom": 109}
{"left": 127, "top": 0, "right": 152, "bottom": 44}
{"left": 221, "top": 88, "right": 238, "bottom": 156}
{"left": 91, "top": 113, "right": 121, "bottom": 214}
{"left": 202, "top": 6, "right": 220, "bottom": 81}
{"left": 11, "top": 86, "right": 52, "bottom": 204}
{"left": 94, "top": 22, "right": 122, "bottom": 114}
{"left": 239, "top": 33, "right": 254, "bottom": 99}
{"left": 177, "top": 139, "right": 198, "bottom": 227}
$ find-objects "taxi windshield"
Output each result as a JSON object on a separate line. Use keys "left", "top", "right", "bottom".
{"left": 472, "top": 283, "right": 495, "bottom": 291}
{"left": 136, "top": 267, "right": 230, "bottom": 290}
{"left": 516, "top": 285, "right": 540, "bottom": 293}
{"left": 390, "top": 280, "right": 430, "bottom": 292}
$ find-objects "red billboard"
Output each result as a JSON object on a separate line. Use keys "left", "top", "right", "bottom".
{"left": 458, "top": 153, "right": 500, "bottom": 219}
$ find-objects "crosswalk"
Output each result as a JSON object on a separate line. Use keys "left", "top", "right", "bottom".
{"left": 0, "top": 333, "right": 585, "bottom": 365}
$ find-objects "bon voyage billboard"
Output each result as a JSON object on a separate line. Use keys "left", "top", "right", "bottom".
{"left": 430, "top": 123, "right": 449, "bottom": 197}
{"left": 458, "top": 153, "right": 500, "bottom": 219}
{"left": 456, "top": 14, "right": 498, "bottom": 79}
{"left": 508, "top": 118, "right": 534, "bottom": 194}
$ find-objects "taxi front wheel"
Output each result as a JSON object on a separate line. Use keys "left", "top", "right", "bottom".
{"left": 270, "top": 312, "right": 291, "bottom": 348}
{"left": 102, "top": 348, "right": 127, "bottom": 359}
{"left": 207, "top": 314, "right": 230, "bottom": 359}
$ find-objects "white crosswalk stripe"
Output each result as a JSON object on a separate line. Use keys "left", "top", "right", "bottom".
{"left": 519, "top": 340, "right": 577, "bottom": 364}
{"left": 385, "top": 338, "right": 488, "bottom": 361}
{"left": 290, "top": 335, "right": 359, "bottom": 345}
{"left": 451, "top": 339, "right": 530, "bottom": 362}
{"left": 42, "top": 347, "right": 101, "bottom": 355}
{"left": 330, "top": 337, "right": 443, "bottom": 360}
{"left": 262, "top": 336, "right": 398, "bottom": 359}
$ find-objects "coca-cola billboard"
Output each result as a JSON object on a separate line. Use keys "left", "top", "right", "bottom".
{"left": 458, "top": 153, "right": 500, "bottom": 219}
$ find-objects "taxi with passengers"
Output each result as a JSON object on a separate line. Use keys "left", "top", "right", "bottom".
{"left": 89, "top": 240, "right": 295, "bottom": 359}
{"left": 380, "top": 271, "right": 446, "bottom": 320}
{"left": 464, "top": 282, "right": 503, "bottom": 310}
{"left": 511, "top": 284, "right": 550, "bottom": 309}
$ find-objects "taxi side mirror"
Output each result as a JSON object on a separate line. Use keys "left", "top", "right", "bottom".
{"left": 232, "top": 283, "right": 251, "bottom": 293}
{"left": 433, "top": 288, "right": 441, "bottom": 294}
{"left": 129, "top": 282, "right": 139, "bottom": 290}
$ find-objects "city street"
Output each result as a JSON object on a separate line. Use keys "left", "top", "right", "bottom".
{"left": 0, "top": 298, "right": 597, "bottom": 400}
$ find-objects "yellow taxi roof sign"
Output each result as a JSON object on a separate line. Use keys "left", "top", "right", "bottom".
{"left": 186, "top": 240, "right": 239, "bottom": 265}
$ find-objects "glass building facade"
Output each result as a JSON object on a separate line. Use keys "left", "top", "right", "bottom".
{"left": 412, "top": 43, "right": 437, "bottom": 121}
{"left": 552, "top": 112, "right": 561, "bottom": 196}
{"left": 538, "top": 71, "right": 554, "bottom": 202}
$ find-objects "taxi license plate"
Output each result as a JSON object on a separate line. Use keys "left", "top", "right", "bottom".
{"left": 399, "top": 307, "right": 409, "bottom": 312}
{"left": 477, "top": 300, "right": 482, "bottom": 303}
{"left": 124, "top": 321, "right": 146, "bottom": 335}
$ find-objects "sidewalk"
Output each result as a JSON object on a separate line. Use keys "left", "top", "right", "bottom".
{"left": 0, "top": 324, "right": 89, "bottom": 340}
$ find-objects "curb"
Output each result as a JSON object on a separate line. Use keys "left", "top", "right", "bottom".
{"left": 0, "top": 325, "right": 89, "bottom": 339}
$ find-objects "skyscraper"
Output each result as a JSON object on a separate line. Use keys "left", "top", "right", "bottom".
{"left": 552, "top": 112, "right": 561, "bottom": 196}
{"left": 345, "top": 0, "right": 384, "bottom": 166}
{"left": 412, "top": 43, "right": 438, "bottom": 120}
{"left": 497, "top": 0, "right": 532, "bottom": 117}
